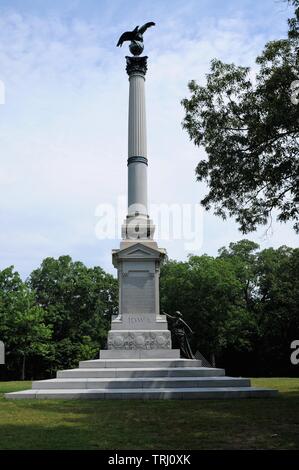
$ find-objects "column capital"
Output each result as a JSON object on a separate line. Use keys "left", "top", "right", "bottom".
{"left": 126, "top": 56, "right": 148, "bottom": 77}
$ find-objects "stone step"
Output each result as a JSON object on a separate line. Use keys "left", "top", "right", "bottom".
{"left": 79, "top": 359, "right": 203, "bottom": 369}
{"left": 57, "top": 366, "right": 225, "bottom": 379}
{"left": 5, "top": 387, "right": 278, "bottom": 400}
{"left": 32, "top": 376, "right": 249, "bottom": 390}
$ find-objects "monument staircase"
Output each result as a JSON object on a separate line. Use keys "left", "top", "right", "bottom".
{"left": 5, "top": 349, "right": 277, "bottom": 399}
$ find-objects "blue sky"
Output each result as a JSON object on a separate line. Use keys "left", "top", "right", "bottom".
{"left": 0, "top": 0, "right": 297, "bottom": 279}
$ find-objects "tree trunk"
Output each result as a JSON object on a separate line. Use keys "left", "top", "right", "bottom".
{"left": 210, "top": 352, "right": 216, "bottom": 368}
{"left": 21, "top": 355, "right": 26, "bottom": 380}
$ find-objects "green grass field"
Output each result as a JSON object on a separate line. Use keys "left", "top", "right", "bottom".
{"left": 0, "top": 378, "right": 298, "bottom": 450}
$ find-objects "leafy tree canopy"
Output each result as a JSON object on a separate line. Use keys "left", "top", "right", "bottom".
{"left": 182, "top": 0, "right": 299, "bottom": 233}
{"left": 0, "top": 267, "right": 52, "bottom": 379}
{"left": 28, "top": 256, "right": 118, "bottom": 371}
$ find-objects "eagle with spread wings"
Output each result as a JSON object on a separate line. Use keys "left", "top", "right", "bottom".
{"left": 116, "top": 22, "right": 155, "bottom": 48}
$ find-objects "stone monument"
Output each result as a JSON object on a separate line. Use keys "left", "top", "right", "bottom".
{"left": 103, "top": 23, "right": 179, "bottom": 360}
{"left": 5, "top": 24, "right": 277, "bottom": 399}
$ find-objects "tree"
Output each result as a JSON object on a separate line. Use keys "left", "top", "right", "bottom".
{"left": 6, "top": 291, "right": 52, "bottom": 380}
{"left": 1, "top": 245, "right": 298, "bottom": 378}
{"left": 28, "top": 256, "right": 118, "bottom": 374}
{"left": 160, "top": 241, "right": 299, "bottom": 375}
{"left": 160, "top": 255, "right": 253, "bottom": 366}
{"left": 288, "top": 0, "right": 299, "bottom": 38}
{"left": 254, "top": 246, "right": 299, "bottom": 375}
{"left": 181, "top": 0, "right": 299, "bottom": 233}
{"left": 0, "top": 266, "right": 23, "bottom": 333}
{"left": 218, "top": 239, "right": 260, "bottom": 310}
{"left": 217, "top": 241, "right": 299, "bottom": 375}
{"left": 0, "top": 267, "right": 52, "bottom": 379}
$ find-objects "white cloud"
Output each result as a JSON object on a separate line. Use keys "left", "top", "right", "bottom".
{"left": 0, "top": 4, "right": 297, "bottom": 278}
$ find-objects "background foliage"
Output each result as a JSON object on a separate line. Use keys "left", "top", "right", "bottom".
{"left": 0, "top": 243, "right": 298, "bottom": 379}
{"left": 0, "top": 256, "right": 118, "bottom": 380}
{"left": 181, "top": 0, "right": 299, "bottom": 233}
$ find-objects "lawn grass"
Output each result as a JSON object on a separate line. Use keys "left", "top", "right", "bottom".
{"left": 0, "top": 378, "right": 298, "bottom": 450}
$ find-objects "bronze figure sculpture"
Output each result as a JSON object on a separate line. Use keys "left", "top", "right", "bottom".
{"left": 164, "top": 311, "right": 195, "bottom": 359}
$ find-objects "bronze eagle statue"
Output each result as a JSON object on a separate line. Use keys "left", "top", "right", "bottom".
{"left": 117, "top": 22, "right": 155, "bottom": 55}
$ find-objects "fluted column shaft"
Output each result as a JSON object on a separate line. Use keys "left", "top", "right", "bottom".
{"left": 128, "top": 73, "right": 147, "bottom": 158}
{"left": 126, "top": 56, "right": 148, "bottom": 218}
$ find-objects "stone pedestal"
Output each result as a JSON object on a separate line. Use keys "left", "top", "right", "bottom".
{"left": 105, "top": 241, "right": 178, "bottom": 359}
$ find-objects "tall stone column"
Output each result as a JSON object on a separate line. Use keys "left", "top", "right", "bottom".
{"left": 122, "top": 56, "right": 155, "bottom": 241}
{"left": 101, "top": 53, "right": 179, "bottom": 360}
{"left": 127, "top": 56, "right": 148, "bottom": 216}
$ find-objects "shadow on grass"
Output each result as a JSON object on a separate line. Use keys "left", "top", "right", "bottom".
{"left": 1, "top": 380, "right": 299, "bottom": 449}
{"left": 0, "top": 423, "right": 114, "bottom": 450}
{"left": 1, "top": 395, "right": 299, "bottom": 450}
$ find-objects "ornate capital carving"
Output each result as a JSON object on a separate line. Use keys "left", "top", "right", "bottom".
{"left": 126, "top": 56, "right": 148, "bottom": 76}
